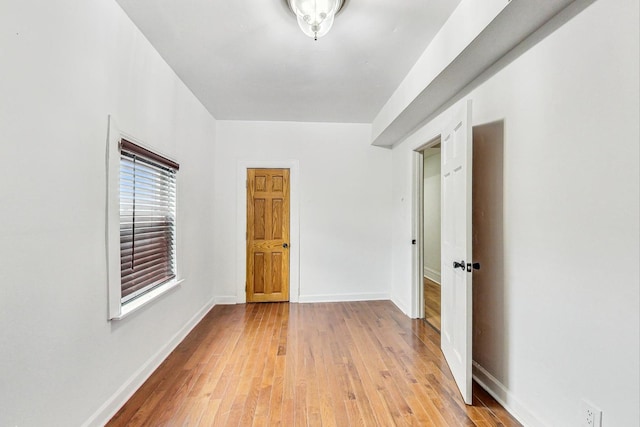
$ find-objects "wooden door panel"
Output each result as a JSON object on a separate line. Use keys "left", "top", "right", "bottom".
{"left": 247, "top": 168, "right": 290, "bottom": 302}
{"left": 271, "top": 252, "right": 282, "bottom": 293}
{"left": 253, "top": 253, "right": 266, "bottom": 294}
{"left": 256, "top": 175, "right": 267, "bottom": 191}
{"left": 253, "top": 199, "right": 266, "bottom": 240}
{"left": 272, "top": 199, "right": 283, "bottom": 239}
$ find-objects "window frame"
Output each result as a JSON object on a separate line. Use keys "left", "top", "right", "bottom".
{"left": 106, "top": 117, "right": 182, "bottom": 320}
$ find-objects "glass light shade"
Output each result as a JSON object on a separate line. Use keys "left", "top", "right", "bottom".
{"left": 296, "top": 13, "right": 334, "bottom": 39}
{"left": 289, "top": 0, "right": 341, "bottom": 39}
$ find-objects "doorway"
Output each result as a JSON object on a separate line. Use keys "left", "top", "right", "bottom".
{"left": 471, "top": 121, "right": 506, "bottom": 385}
{"left": 236, "top": 160, "right": 300, "bottom": 304}
{"left": 413, "top": 122, "right": 505, "bottom": 329}
{"left": 246, "top": 168, "right": 291, "bottom": 302}
{"left": 412, "top": 117, "right": 505, "bottom": 405}
{"left": 421, "top": 145, "right": 442, "bottom": 332}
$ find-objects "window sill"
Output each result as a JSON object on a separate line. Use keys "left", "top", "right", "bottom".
{"left": 112, "top": 279, "right": 184, "bottom": 320}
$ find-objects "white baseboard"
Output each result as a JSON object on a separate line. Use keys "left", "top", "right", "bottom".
{"left": 473, "top": 361, "right": 547, "bottom": 427}
{"left": 390, "top": 296, "right": 410, "bottom": 316}
{"left": 214, "top": 296, "right": 238, "bottom": 305}
{"left": 83, "top": 298, "right": 216, "bottom": 427}
{"left": 423, "top": 267, "right": 441, "bottom": 284}
{"left": 298, "top": 293, "right": 390, "bottom": 303}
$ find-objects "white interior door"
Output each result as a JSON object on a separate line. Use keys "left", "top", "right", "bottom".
{"left": 441, "top": 99, "right": 473, "bottom": 404}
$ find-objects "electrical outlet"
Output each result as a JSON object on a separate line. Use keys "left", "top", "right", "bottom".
{"left": 582, "top": 400, "right": 602, "bottom": 427}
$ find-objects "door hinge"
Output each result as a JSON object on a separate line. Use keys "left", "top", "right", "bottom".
{"left": 246, "top": 179, "right": 248, "bottom": 188}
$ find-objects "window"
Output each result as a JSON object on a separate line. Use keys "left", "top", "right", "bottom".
{"left": 106, "top": 120, "right": 181, "bottom": 319}
{"left": 119, "top": 139, "right": 179, "bottom": 304}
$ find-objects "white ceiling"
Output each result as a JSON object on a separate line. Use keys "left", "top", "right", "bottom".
{"left": 115, "top": 0, "right": 462, "bottom": 123}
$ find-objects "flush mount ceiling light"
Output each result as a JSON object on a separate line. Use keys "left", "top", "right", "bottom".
{"left": 286, "top": 0, "right": 346, "bottom": 41}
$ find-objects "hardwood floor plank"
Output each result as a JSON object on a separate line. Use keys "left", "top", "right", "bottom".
{"left": 197, "top": 398, "right": 221, "bottom": 426}
{"left": 173, "top": 394, "right": 209, "bottom": 426}
{"left": 106, "top": 301, "right": 521, "bottom": 427}
{"left": 424, "top": 277, "right": 442, "bottom": 332}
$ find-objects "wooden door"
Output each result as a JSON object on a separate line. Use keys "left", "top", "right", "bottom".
{"left": 247, "top": 168, "right": 290, "bottom": 302}
{"left": 441, "top": 100, "right": 473, "bottom": 404}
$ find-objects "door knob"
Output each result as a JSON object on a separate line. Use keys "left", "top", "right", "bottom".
{"left": 453, "top": 260, "right": 465, "bottom": 270}
{"left": 282, "top": 243, "right": 289, "bottom": 248}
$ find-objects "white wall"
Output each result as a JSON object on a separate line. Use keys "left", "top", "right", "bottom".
{"left": 214, "top": 120, "right": 392, "bottom": 303}
{"left": 423, "top": 150, "right": 441, "bottom": 283}
{"left": 0, "top": 1, "right": 217, "bottom": 426}
{"left": 390, "top": 0, "right": 639, "bottom": 425}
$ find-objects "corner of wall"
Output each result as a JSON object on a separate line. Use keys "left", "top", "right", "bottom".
{"left": 82, "top": 298, "right": 215, "bottom": 427}
{"left": 390, "top": 296, "right": 411, "bottom": 317}
{"left": 473, "top": 362, "right": 547, "bottom": 427}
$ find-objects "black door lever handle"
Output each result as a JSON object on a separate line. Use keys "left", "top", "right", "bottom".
{"left": 453, "top": 260, "right": 465, "bottom": 270}
{"left": 465, "top": 262, "right": 481, "bottom": 272}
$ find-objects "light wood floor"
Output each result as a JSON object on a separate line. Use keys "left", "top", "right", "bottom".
{"left": 107, "top": 301, "right": 520, "bottom": 426}
{"left": 424, "top": 277, "right": 442, "bottom": 332}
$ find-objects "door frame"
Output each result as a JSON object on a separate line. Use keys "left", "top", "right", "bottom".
{"left": 236, "top": 160, "right": 300, "bottom": 304}
{"left": 411, "top": 136, "right": 442, "bottom": 319}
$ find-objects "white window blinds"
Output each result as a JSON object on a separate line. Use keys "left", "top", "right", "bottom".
{"left": 119, "top": 139, "right": 179, "bottom": 303}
